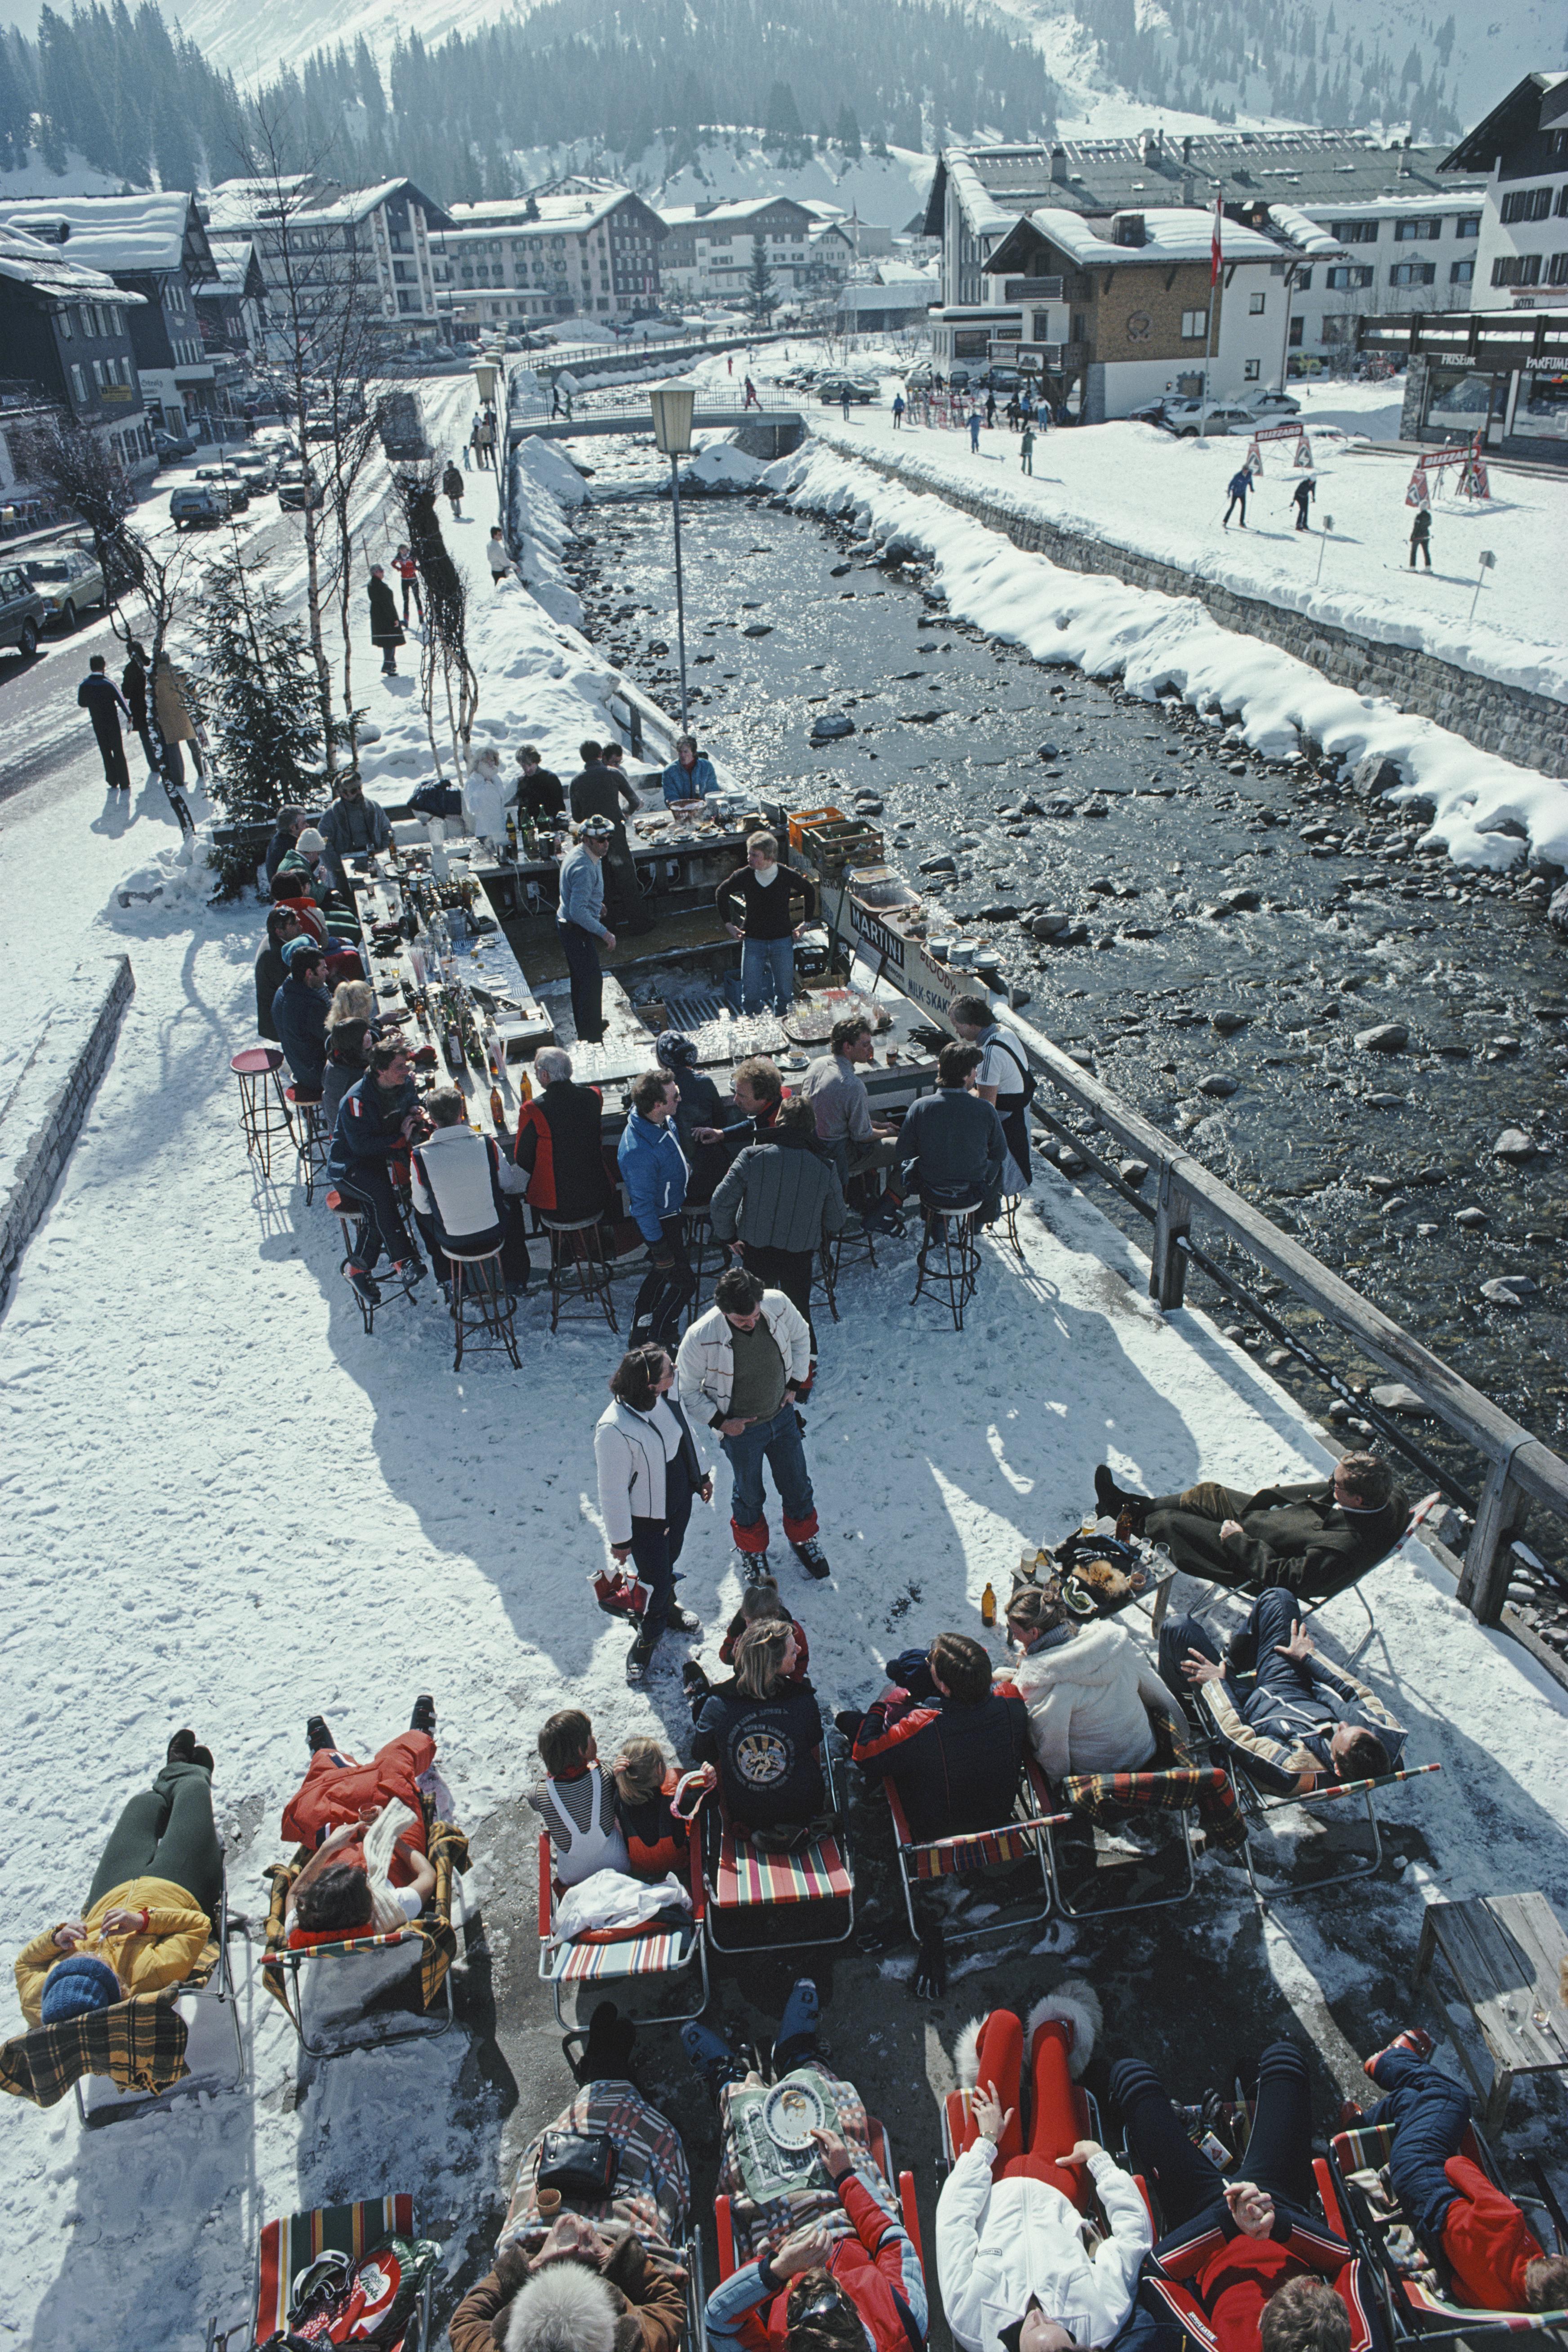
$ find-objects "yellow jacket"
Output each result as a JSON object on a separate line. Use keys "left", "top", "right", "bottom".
{"left": 15, "top": 1876, "right": 212, "bottom": 2027}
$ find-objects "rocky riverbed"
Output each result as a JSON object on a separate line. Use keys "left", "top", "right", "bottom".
{"left": 561, "top": 454, "right": 1568, "bottom": 1613}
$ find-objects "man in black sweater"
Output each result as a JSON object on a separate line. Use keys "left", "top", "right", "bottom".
{"left": 894, "top": 1041, "right": 1007, "bottom": 1221}
{"left": 515, "top": 744, "right": 566, "bottom": 828}
{"left": 716, "top": 830, "right": 817, "bottom": 1015}
{"left": 568, "top": 739, "right": 648, "bottom": 933}
{"left": 77, "top": 655, "right": 132, "bottom": 791}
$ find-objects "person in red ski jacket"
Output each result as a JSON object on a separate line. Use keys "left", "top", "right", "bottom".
{"left": 281, "top": 1704, "right": 439, "bottom": 1877}
{"left": 1359, "top": 2033, "right": 1568, "bottom": 2312}
{"left": 704, "top": 2130, "right": 927, "bottom": 2349}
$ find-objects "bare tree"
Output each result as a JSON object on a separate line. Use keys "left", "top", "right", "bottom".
{"left": 393, "top": 464, "right": 479, "bottom": 779}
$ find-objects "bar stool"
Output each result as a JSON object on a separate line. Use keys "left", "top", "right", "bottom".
{"left": 995, "top": 1194, "right": 1025, "bottom": 1261}
{"left": 446, "top": 1243, "right": 520, "bottom": 1372}
{"left": 230, "top": 1046, "right": 293, "bottom": 1177}
{"left": 682, "top": 1204, "right": 716, "bottom": 1299}
{"left": 816, "top": 1210, "right": 878, "bottom": 1325}
{"left": 323, "top": 1186, "right": 422, "bottom": 1337}
{"left": 910, "top": 1197, "right": 982, "bottom": 1331}
{"left": 285, "top": 1086, "right": 329, "bottom": 1205}
{"left": 542, "top": 1215, "right": 619, "bottom": 1336}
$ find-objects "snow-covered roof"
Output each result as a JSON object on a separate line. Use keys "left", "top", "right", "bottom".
{"left": 1291, "top": 189, "right": 1486, "bottom": 219}
{"left": 1010, "top": 206, "right": 1280, "bottom": 267}
{"left": 1268, "top": 204, "right": 1345, "bottom": 257}
{"left": 946, "top": 152, "right": 1022, "bottom": 240}
{"left": 203, "top": 175, "right": 321, "bottom": 234}
{"left": 200, "top": 236, "right": 258, "bottom": 294}
{"left": 0, "top": 219, "right": 147, "bottom": 305}
{"left": 873, "top": 257, "right": 936, "bottom": 284}
{"left": 657, "top": 196, "right": 815, "bottom": 232}
{"left": 0, "top": 191, "right": 205, "bottom": 278}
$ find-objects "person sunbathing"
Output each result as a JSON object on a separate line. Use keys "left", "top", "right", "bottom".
{"left": 1094, "top": 1452, "right": 1407, "bottom": 1600}
{"left": 16, "top": 1732, "right": 221, "bottom": 2026}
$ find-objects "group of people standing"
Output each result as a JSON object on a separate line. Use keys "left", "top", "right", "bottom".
{"left": 76, "top": 642, "right": 204, "bottom": 798}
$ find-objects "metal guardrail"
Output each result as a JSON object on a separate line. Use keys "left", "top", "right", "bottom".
{"left": 508, "top": 387, "right": 801, "bottom": 432}
{"left": 997, "top": 1005, "right": 1568, "bottom": 1626}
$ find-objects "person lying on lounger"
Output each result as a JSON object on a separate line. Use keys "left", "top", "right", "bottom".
{"left": 1094, "top": 1452, "right": 1407, "bottom": 1600}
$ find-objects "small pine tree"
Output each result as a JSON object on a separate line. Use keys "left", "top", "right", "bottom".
{"left": 745, "top": 228, "right": 776, "bottom": 325}
{"left": 199, "top": 555, "right": 323, "bottom": 861}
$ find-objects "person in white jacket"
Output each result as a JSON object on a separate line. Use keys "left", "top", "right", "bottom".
{"left": 408, "top": 1088, "right": 532, "bottom": 1295}
{"left": 594, "top": 1343, "right": 711, "bottom": 1682}
{"left": 1003, "top": 1585, "right": 1187, "bottom": 1783}
{"left": 674, "top": 1265, "right": 829, "bottom": 1581}
{"left": 937, "top": 1980, "right": 1151, "bottom": 2352}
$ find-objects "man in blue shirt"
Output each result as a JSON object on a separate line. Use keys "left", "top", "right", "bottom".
{"left": 272, "top": 939, "right": 331, "bottom": 1091}
{"left": 618, "top": 1069, "right": 695, "bottom": 1347}
{"left": 660, "top": 735, "right": 718, "bottom": 806}
{"left": 325, "top": 1039, "right": 427, "bottom": 1307}
{"left": 556, "top": 814, "right": 616, "bottom": 1043}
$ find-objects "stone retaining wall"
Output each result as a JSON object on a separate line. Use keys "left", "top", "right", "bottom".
{"left": 826, "top": 441, "right": 1568, "bottom": 777}
{"left": 0, "top": 957, "right": 134, "bottom": 1314}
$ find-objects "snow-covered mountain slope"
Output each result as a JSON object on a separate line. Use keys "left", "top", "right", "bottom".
{"left": 172, "top": 0, "right": 535, "bottom": 79}
{"left": 634, "top": 136, "right": 936, "bottom": 228}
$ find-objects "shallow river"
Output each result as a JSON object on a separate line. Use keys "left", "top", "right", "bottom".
{"left": 561, "top": 446, "right": 1568, "bottom": 1599}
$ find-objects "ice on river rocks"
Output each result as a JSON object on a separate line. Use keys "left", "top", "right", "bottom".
{"left": 764, "top": 440, "right": 1568, "bottom": 876}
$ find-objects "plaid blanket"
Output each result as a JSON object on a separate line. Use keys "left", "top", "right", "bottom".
{"left": 262, "top": 1804, "right": 471, "bottom": 2017}
{"left": 0, "top": 1934, "right": 220, "bottom": 2109}
{"left": 1060, "top": 1715, "right": 1250, "bottom": 1855}
{"left": 500, "top": 2079, "right": 690, "bottom": 2254}
{"left": 717, "top": 2065, "right": 873, "bottom": 2258}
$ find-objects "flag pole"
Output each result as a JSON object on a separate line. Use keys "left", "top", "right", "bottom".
{"left": 1201, "top": 183, "right": 1221, "bottom": 440}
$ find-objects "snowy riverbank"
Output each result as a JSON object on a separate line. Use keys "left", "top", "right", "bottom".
{"left": 764, "top": 434, "right": 1568, "bottom": 873}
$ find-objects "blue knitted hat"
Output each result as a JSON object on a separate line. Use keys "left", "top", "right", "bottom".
{"left": 40, "top": 1953, "right": 120, "bottom": 2025}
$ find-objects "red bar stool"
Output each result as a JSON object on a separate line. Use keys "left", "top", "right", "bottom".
{"left": 230, "top": 1046, "right": 292, "bottom": 1177}
{"left": 446, "top": 1243, "right": 521, "bottom": 1372}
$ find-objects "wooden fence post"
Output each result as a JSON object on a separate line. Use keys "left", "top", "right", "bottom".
{"left": 1151, "top": 1164, "right": 1192, "bottom": 1310}
{"left": 1457, "top": 1453, "right": 1531, "bottom": 1626}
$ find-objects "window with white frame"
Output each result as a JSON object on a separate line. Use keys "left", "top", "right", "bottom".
{"left": 1457, "top": 214, "right": 1481, "bottom": 238}
{"left": 1389, "top": 260, "right": 1436, "bottom": 286}
{"left": 1180, "top": 308, "right": 1207, "bottom": 337}
{"left": 1248, "top": 290, "right": 1265, "bottom": 313}
{"left": 1243, "top": 356, "right": 1261, "bottom": 379}
{"left": 1450, "top": 257, "right": 1474, "bottom": 285}
{"left": 1393, "top": 218, "right": 1441, "bottom": 242}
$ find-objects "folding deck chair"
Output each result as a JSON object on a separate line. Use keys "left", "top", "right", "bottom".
{"left": 1319, "top": 2120, "right": 1568, "bottom": 2349}
{"left": 77, "top": 1858, "right": 246, "bottom": 2121}
{"left": 715, "top": 2111, "right": 926, "bottom": 2289}
{"left": 537, "top": 1830, "right": 709, "bottom": 2030}
{"left": 1042, "top": 1721, "right": 1248, "bottom": 1922}
{"left": 939, "top": 2078, "right": 1106, "bottom": 2180}
{"left": 263, "top": 1804, "right": 468, "bottom": 2059}
{"left": 205, "top": 2191, "right": 437, "bottom": 2352}
{"left": 884, "top": 1764, "right": 1064, "bottom": 1951}
{"left": 701, "top": 1744, "right": 856, "bottom": 1956}
{"left": 1193, "top": 1679, "right": 1441, "bottom": 1903}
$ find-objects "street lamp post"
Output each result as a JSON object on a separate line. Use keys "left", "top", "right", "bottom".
{"left": 647, "top": 380, "right": 697, "bottom": 733}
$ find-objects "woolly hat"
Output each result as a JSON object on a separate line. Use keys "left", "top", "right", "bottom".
{"left": 655, "top": 1030, "right": 699, "bottom": 1072}
{"left": 503, "top": 2263, "right": 616, "bottom": 2352}
{"left": 40, "top": 1953, "right": 120, "bottom": 2025}
{"left": 296, "top": 828, "right": 326, "bottom": 855}
{"left": 285, "top": 936, "right": 325, "bottom": 972}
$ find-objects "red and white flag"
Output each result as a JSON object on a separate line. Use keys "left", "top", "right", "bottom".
{"left": 1211, "top": 192, "right": 1224, "bottom": 287}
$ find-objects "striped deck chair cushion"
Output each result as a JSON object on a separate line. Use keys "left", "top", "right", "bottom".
{"left": 1331, "top": 2124, "right": 1396, "bottom": 2174}
{"left": 908, "top": 1821, "right": 1041, "bottom": 1880}
{"left": 255, "top": 2193, "right": 415, "bottom": 2342}
{"left": 715, "top": 1827, "right": 853, "bottom": 1907}
{"left": 551, "top": 1926, "right": 695, "bottom": 1983}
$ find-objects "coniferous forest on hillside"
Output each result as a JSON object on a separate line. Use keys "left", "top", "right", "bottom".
{"left": 0, "top": 0, "right": 1061, "bottom": 200}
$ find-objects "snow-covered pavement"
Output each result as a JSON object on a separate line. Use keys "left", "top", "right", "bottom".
{"left": 1, "top": 367, "right": 1566, "bottom": 2348}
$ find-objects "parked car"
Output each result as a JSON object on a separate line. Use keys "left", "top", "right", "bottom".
{"left": 1242, "top": 387, "right": 1302, "bottom": 417}
{"left": 817, "top": 375, "right": 878, "bottom": 404}
{"left": 169, "top": 484, "right": 232, "bottom": 530}
{"left": 24, "top": 546, "right": 106, "bottom": 628}
{"left": 152, "top": 428, "right": 197, "bottom": 463}
{"left": 276, "top": 468, "right": 324, "bottom": 511}
{"left": 0, "top": 562, "right": 47, "bottom": 660}
{"left": 1166, "top": 401, "right": 1259, "bottom": 437}
{"left": 229, "top": 451, "right": 276, "bottom": 490}
{"left": 1127, "top": 398, "right": 1179, "bottom": 431}
{"left": 196, "top": 465, "right": 250, "bottom": 509}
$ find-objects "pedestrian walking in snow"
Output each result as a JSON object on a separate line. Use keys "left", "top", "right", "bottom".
{"left": 727, "top": 354, "right": 734, "bottom": 377}
{"left": 1223, "top": 463, "right": 1252, "bottom": 528}
{"left": 968, "top": 408, "right": 981, "bottom": 453}
{"left": 486, "top": 526, "right": 512, "bottom": 589}
{"left": 1409, "top": 503, "right": 1432, "bottom": 569}
{"left": 78, "top": 654, "right": 132, "bottom": 792}
{"left": 985, "top": 390, "right": 996, "bottom": 428}
{"left": 442, "top": 460, "right": 465, "bottom": 520}
{"left": 551, "top": 383, "right": 563, "bottom": 419}
{"left": 368, "top": 566, "right": 404, "bottom": 675}
{"left": 841, "top": 386, "right": 852, "bottom": 421}
{"left": 1020, "top": 424, "right": 1036, "bottom": 477}
{"left": 743, "top": 374, "right": 759, "bottom": 410}
{"left": 120, "top": 641, "right": 159, "bottom": 771}
{"left": 892, "top": 392, "right": 905, "bottom": 428}
{"left": 393, "top": 543, "right": 423, "bottom": 625}
{"left": 1005, "top": 394, "right": 1020, "bottom": 430}
{"left": 152, "top": 652, "right": 204, "bottom": 784}
{"left": 1292, "top": 475, "right": 1316, "bottom": 531}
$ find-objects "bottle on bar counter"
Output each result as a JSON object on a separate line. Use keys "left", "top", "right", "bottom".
{"left": 505, "top": 814, "right": 518, "bottom": 860}
{"left": 489, "top": 1085, "right": 507, "bottom": 1136}
{"left": 517, "top": 1068, "right": 533, "bottom": 1103}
